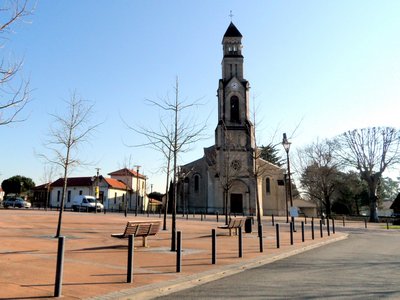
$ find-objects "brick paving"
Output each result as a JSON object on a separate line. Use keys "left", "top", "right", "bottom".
{"left": 0, "top": 209, "right": 368, "bottom": 299}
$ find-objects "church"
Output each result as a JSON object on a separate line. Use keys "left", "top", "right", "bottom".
{"left": 177, "top": 22, "right": 287, "bottom": 216}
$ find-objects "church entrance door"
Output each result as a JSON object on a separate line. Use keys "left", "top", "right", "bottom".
{"left": 230, "top": 193, "right": 243, "bottom": 214}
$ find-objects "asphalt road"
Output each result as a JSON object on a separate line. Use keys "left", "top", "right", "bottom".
{"left": 155, "top": 228, "right": 400, "bottom": 299}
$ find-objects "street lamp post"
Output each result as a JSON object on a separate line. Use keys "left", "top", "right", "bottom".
{"left": 282, "top": 133, "right": 293, "bottom": 209}
{"left": 134, "top": 165, "right": 141, "bottom": 216}
{"left": 284, "top": 173, "right": 289, "bottom": 223}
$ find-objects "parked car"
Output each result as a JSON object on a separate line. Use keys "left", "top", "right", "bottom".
{"left": 3, "top": 197, "right": 31, "bottom": 209}
{"left": 71, "top": 195, "right": 103, "bottom": 212}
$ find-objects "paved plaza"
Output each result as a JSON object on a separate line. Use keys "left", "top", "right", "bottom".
{"left": 0, "top": 209, "right": 367, "bottom": 299}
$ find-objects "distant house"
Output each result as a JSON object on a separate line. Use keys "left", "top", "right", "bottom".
{"left": 50, "top": 177, "right": 94, "bottom": 208}
{"left": 99, "top": 177, "right": 130, "bottom": 211}
{"left": 293, "top": 198, "right": 317, "bottom": 217}
{"left": 34, "top": 168, "right": 148, "bottom": 211}
{"left": 32, "top": 183, "right": 51, "bottom": 207}
{"left": 108, "top": 168, "right": 148, "bottom": 212}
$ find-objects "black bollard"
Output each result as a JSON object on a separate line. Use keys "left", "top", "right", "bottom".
{"left": 54, "top": 236, "right": 65, "bottom": 297}
{"left": 238, "top": 227, "right": 243, "bottom": 258}
{"left": 327, "top": 218, "right": 330, "bottom": 236}
{"left": 258, "top": 224, "right": 264, "bottom": 253}
{"left": 171, "top": 228, "right": 176, "bottom": 252}
{"left": 364, "top": 218, "right": 368, "bottom": 229}
{"left": 272, "top": 214, "right": 275, "bottom": 226}
{"left": 320, "top": 220, "right": 323, "bottom": 238}
{"left": 304, "top": 215, "right": 307, "bottom": 225}
{"left": 291, "top": 216, "right": 296, "bottom": 232}
{"left": 276, "top": 224, "right": 280, "bottom": 249}
{"left": 216, "top": 212, "right": 219, "bottom": 223}
{"left": 127, "top": 235, "right": 134, "bottom": 283}
{"left": 290, "top": 222, "right": 294, "bottom": 245}
{"left": 332, "top": 218, "right": 335, "bottom": 234}
{"left": 176, "top": 231, "right": 182, "bottom": 272}
{"left": 301, "top": 221, "right": 305, "bottom": 242}
{"left": 387, "top": 219, "right": 389, "bottom": 230}
{"left": 212, "top": 229, "right": 216, "bottom": 264}
{"left": 343, "top": 216, "right": 345, "bottom": 227}
{"left": 201, "top": 213, "right": 203, "bottom": 221}
{"left": 311, "top": 218, "right": 315, "bottom": 240}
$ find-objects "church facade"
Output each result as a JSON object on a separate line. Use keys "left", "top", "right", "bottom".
{"left": 177, "top": 22, "right": 287, "bottom": 216}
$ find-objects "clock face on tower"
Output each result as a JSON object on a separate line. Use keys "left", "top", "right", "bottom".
{"left": 231, "top": 82, "right": 239, "bottom": 89}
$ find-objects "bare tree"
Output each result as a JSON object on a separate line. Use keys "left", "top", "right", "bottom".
{"left": 297, "top": 139, "right": 340, "bottom": 217}
{"left": 40, "top": 164, "right": 56, "bottom": 210}
{"left": 39, "top": 91, "right": 100, "bottom": 237}
{"left": 250, "top": 99, "right": 282, "bottom": 236}
{"left": 335, "top": 127, "right": 400, "bottom": 222}
{"left": 126, "top": 77, "right": 207, "bottom": 250}
{"left": 0, "top": 0, "right": 34, "bottom": 125}
{"left": 126, "top": 119, "right": 174, "bottom": 229}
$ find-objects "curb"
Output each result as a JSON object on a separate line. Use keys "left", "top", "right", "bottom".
{"left": 91, "top": 234, "right": 348, "bottom": 300}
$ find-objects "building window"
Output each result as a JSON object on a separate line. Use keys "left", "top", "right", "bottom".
{"left": 114, "top": 192, "right": 117, "bottom": 204}
{"left": 194, "top": 175, "right": 200, "bottom": 192}
{"left": 266, "top": 178, "right": 271, "bottom": 194}
{"left": 230, "top": 96, "right": 240, "bottom": 123}
{"left": 67, "top": 190, "right": 71, "bottom": 202}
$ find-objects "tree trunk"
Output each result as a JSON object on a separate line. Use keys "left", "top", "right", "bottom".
{"left": 224, "top": 190, "right": 228, "bottom": 225}
{"left": 325, "top": 198, "right": 332, "bottom": 218}
{"left": 367, "top": 178, "right": 379, "bottom": 223}
{"left": 369, "top": 194, "right": 379, "bottom": 222}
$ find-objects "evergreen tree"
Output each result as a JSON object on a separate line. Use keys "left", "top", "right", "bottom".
{"left": 259, "top": 143, "right": 284, "bottom": 166}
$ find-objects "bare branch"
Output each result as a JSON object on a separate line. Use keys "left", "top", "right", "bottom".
{"left": 0, "top": 0, "right": 35, "bottom": 126}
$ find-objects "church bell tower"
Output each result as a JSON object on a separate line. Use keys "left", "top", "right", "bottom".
{"left": 216, "top": 22, "right": 255, "bottom": 156}
{"left": 214, "top": 22, "right": 256, "bottom": 214}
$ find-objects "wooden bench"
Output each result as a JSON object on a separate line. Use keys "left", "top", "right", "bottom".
{"left": 217, "top": 217, "right": 246, "bottom": 236}
{"left": 111, "top": 220, "right": 161, "bottom": 247}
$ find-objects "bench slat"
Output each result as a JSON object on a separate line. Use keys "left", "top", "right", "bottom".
{"left": 217, "top": 217, "right": 246, "bottom": 236}
{"left": 111, "top": 221, "right": 161, "bottom": 246}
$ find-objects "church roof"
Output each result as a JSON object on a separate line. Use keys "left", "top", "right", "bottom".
{"left": 223, "top": 22, "right": 242, "bottom": 38}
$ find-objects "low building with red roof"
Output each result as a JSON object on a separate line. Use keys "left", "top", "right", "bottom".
{"left": 33, "top": 167, "right": 148, "bottom": 212}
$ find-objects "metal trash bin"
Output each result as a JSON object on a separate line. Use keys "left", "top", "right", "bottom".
{"left": 245, "top": 216, "right": 253, "bottom": 233}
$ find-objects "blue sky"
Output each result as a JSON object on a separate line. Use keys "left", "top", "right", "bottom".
{"left": 1, "top": 0, "right": 400, "bottom": 192}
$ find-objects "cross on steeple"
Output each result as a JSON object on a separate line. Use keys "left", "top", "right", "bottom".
{"left": 229, "top": 10, "right": 234, "bottom": 21}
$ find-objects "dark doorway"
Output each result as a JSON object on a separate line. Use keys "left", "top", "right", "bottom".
{"left": 230, "top": 193, "right": 243, "bottom": 213}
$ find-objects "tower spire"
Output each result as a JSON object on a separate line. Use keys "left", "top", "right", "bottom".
{"left": 229, "top": 10, "right": 234, "bottom": 22}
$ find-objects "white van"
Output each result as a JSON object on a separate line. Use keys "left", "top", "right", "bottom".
{"left": 72, "top": 195, "right": 103, "bottom": 212}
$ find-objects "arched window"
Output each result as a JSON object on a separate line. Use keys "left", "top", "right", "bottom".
{"left": 194, "top": 175, "right": 200, "bottom": 192}
{"left": 266, "top": 177, "right": 271, "bottom": 194}
{"left": 230, "top": 96, "right": 240, "bottom": 123}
